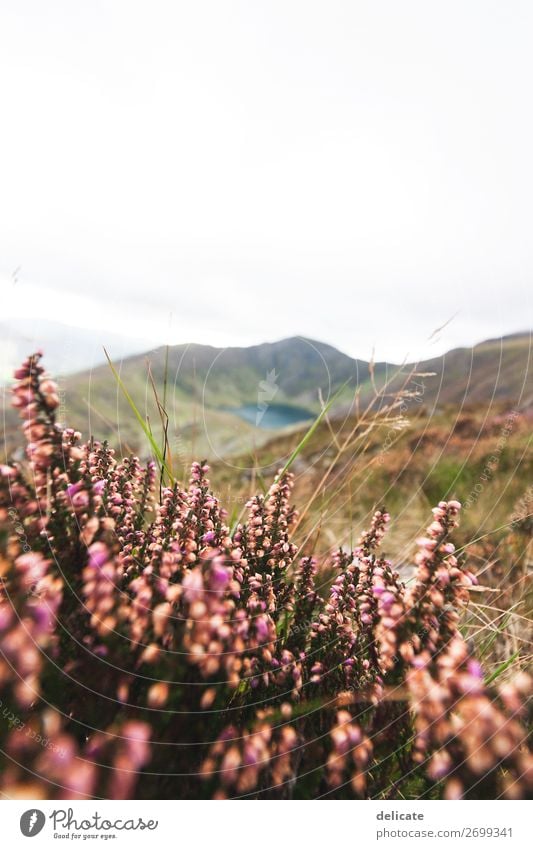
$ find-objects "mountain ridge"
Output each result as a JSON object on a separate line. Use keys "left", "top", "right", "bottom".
{"left": 1, "top": 331, "right": 531, "bottom": 460}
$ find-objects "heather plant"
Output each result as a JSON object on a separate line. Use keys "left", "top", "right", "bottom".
{"left": 0, "top": 353, "right": 531, "bottom": 800}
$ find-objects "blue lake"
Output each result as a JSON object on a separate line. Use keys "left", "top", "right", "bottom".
{"left": 231, "top": 403, "right": 314, "bottom": 430}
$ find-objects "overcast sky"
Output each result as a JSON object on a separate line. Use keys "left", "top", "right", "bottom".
{"left": 1, "top": 1, "right": 532, "bottom": 362}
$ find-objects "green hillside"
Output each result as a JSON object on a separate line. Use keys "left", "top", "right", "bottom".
{"left": 2, "top": 333, "right": 531, "bottom": 465}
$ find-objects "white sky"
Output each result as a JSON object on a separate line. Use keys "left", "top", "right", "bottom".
{"left": 1, "top": 1, "right": 532, "bottom": 362}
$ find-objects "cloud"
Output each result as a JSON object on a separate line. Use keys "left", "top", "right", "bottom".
{"left": 0, "top": 1, "right": 531, "bottom": 361}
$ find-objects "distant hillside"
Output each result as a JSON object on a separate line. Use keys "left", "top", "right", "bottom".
{"left": 1, "top": 332, "right": 531, "bottom": 462}
{"left": 414, "top": 335, "right": 533, "bottom": 408}
{"left": 208, "top": 396, "right": 533, "bottom": 567}
{"left": 79, "top": 336, "right": 384, "bottom": 407}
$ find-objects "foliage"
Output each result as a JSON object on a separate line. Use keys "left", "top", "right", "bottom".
{"left": 0, "top": 354, "right": 531, "bottom": 799}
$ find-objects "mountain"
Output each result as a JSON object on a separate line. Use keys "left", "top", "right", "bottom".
{"left": 1, "top": 332, "right": 531, "bottom": 462}
{"left": 412, "top": 334, "right": 533, "bottom": 408}
{"left": 78, "top": 335, "right": 387, "bottom": 406}
{"left": 42, "top": 336, "right": 381, "bottom": 461}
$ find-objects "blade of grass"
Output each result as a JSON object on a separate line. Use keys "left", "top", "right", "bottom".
{"left": 104, "top": 348, "right": 175, "bottom": 484}
{"left": 162, "top": 344, "right": 170, "bottom": 413}
{"left": 454, "top": 514, "right": 533, "bottom": 556}
{"left": 290, "top": 362, "right": 424, "bottom": 538}
{"left": 228, "top": 501, "right": 241, "bottom": 531}
{"left": 279, "top": 380, "right": 351, "bottom": 477}
{"left": 484, "top": 650, "right": 520, "bottom": 685}
{"left": 147, "top": 362, "right": 174, "bottom": 491}
{"left": 228, "top": 389, "right": 346, "bottom": 537}
{"left": 478, "top": 612, "right": 512, "bottom": 659}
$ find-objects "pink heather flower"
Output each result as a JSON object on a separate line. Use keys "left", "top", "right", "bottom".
{"left": 0, "top": 355, "right": 531, "bottom": 802}
{"left": 467, "top": 659, "right": 483, "bottom": 679}
{"left": 255, "top": 615, "right": 271, "bottom": 642}
{"left": 87, "top": 543, "right": 109, "bottom": 570}
{"left": 209, "top": 559, "right": 231, "bottom": 592}
{"left": 183, "top": 568, "right": 204, "bottom": 601}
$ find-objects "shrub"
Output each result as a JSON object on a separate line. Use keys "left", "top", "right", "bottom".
{"left": 0, "top": 353, "right": 531, "bottom": 799}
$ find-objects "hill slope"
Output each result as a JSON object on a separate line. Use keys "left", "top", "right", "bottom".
{"left": 1, "top": 332, "right": 531, "bottom": 461}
